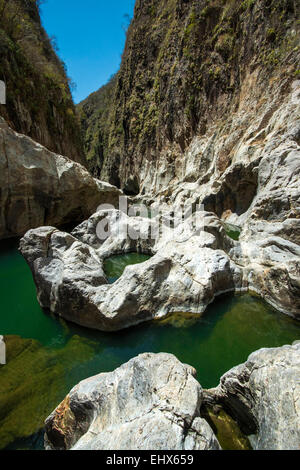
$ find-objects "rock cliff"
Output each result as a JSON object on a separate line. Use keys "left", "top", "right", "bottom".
{"left": 73, "top": 0, "right": 300, "bottom": 327}
{"left": 79, "top": 0, "right": 300, "bottom": 195}
{"left": 0, "top": 0, "right": 83, "bottom": 163}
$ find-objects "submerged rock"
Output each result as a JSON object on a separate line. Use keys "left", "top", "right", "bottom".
{"left": 0, "top": 117, "right": 122, "bottom": 240}
{"left": 0, "top": 336, "right": 5, "bottom": 365}
{"left": 44, "top": 353, "right": 221, "bottom": 451}
{"left": 203, "top": 343, "right": 300, "bottom": 450}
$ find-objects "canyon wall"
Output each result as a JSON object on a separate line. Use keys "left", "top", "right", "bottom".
{"left": 79, "top": 0, "right": 299, "bottom": 195}
{"left": 0, "top": 0, "right": 83, "bottom": 164}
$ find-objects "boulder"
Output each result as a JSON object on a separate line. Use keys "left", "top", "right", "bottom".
{"left": 18, "top": 79, "right": 300, "bottom": 328}
{"left": 0, "top": 117, "right": 122, "bottom": 239}
{"left": 203, "top": 343, "right": 300, "bottom": 450}
{"left": 44, "top": 353, "right": 221, "bottom": 450}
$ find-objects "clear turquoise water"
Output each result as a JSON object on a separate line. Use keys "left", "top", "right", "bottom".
{"left": 0, "top": 242, "right": 299, "bottom": 450}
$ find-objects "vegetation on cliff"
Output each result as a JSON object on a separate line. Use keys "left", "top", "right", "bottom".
{"left": 79, "top": 0, "right": 299, "bottom": 191}
{"left": 78, "top": 74, "right": 117, "bottom": 177}
{"left": 0, "top": 0, "right": 83, "bottom": 163}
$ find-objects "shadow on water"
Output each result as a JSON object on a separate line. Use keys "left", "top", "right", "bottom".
{"left": 0, "top": 246, "right": 299, "bottom": 450}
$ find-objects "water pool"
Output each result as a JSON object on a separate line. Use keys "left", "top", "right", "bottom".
{"left": 103, "top": 253, "right": 152, "bottom": 284}
{"left": 0, "top": 242, "right": 299, "bottom": 450}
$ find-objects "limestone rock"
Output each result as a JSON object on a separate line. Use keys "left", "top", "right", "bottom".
{"left": 0, "top": 117, "right": 122, "bottom": 239}
{"left": 0, "top": 336, "right": 5, "bottom": 365}
{"left": 20, "top": 210, "right": 244, "bottom": 331}
{"left": 18, "top": 81, "right": 300, "bottom": 329}
{"left": 203, "top": 343, "right": 300, "bottom": 450}
{"left": 44, "top": 353, "right": 221, "bottom": 451}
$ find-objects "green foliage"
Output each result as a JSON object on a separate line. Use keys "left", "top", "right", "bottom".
{"left": 0, "top": 0, "right": 82, "bottom": 161}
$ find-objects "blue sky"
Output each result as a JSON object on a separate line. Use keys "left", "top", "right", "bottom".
{"left": 40, "top": 0, "right": 135, "bottom": 103}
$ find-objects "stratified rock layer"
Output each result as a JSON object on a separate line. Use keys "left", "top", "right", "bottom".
{"left": 0, "top": 117, "right": 122, "bottom": 239}
{"left": 44, "top": 353, "right": 221, "bottom": 451}
{"left": 203, "top": 342, "right": 300, "bottom": 450}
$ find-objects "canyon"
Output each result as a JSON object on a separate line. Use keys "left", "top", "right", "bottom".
{"left": 0, "top": 0, "right": 299, "bottom": 451}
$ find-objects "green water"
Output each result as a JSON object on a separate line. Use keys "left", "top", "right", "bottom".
{"left": 0, "top": 243, "right": 299, "bottom": 450}
{"left": 223, "top": 222, "right": 241, "bottom": 241}
{"left": 103, "top": 253, "right": 151, "bottom": 284}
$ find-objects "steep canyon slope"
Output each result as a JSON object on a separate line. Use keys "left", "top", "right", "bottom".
{"left": 79, "top": 0, "right": 300, "bottom": 194}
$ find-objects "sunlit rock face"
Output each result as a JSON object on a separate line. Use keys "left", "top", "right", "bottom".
{"left": 203, "top": 342, "right": 300, "bottom": 450}
{"left": 44, "top": 353, "right": 221, "bottom": 451}
{"left": 18, "top": 83, "right": 300, "bottom": 329}
{"left": 0, "top": 118, "right": 122, "bottom": 240}
{"left": 20, "top": 191, "right": 299, "bottom": 333}
{"left": 44, "top": 345, "right": 300, "bottom": 451}
{"left": 18, "top": 72, "right": 300, "bottom": 328}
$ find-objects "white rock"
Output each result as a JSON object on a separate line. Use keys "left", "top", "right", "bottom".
{"left": 204, "top": 343, "right": 300, "bottom": 450}
{"left": 0, "top": 117, "right": 122, "bottom": 239}
{"left": 44, "top": 353, "right": 221, "bottom": 451}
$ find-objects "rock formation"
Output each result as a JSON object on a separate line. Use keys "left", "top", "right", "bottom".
{"left": 203, "top": 342, "right": 300, "bottom": 450}
{"left": 0, "top": 336, "right": 5, "bottom": 365}
{"left": 0, "top": 117, "right": 122, "bottom": 240}
{"left": 0, "top": 0, "right": 83, "bottom": 162}
{"left": 0, "top": 335, "right": 97, "bottom": 450}
{"left": 44, "top": 353, "right": 221, "bottom": 450}
{"left": 45, "top": 345, "right": 300, "bottom": 451}
{"left": 19, "top": 209, "right": 242, "bottom": 331}
{"left": 60, "top": 0, "right": 300, "bottom": 330}
{"left": 79, "top": 0, "right": 300, "bottom": 194}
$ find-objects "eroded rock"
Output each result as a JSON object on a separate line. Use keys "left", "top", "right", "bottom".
{"left": 203, "top": 343, "right": 300, "bottom": 450}
{"left": 0, "top": 117, "right": 122, "bottom": 239}
{"left": 44, "top": 353, "right": 221, "bottom": 451}
{"left": 20, "top": 210, "right": 245, "bottom": 331}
